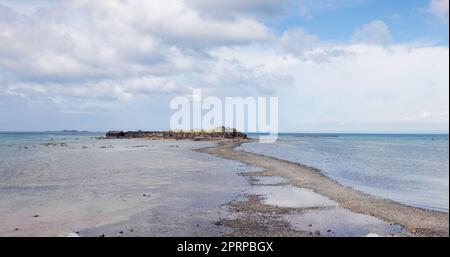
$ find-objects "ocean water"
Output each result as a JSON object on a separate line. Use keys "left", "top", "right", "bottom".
{"left": 0, "top": 131, "right": 104, "bottom": 146}
{"left": 0, "top": 132, "right": 254, "bottom": 236}
{"left": 239, "top": 134, "right": 449, "bottom": 212}
{"left": 0, "top": 132, "right": 416, "bottom": 236}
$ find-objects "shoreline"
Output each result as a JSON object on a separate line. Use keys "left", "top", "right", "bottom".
{"left": 196, "top": 139, "right": 449, "bottom": 237}
{"left": 1, "top": 135, "right": 447, "bottom": 237}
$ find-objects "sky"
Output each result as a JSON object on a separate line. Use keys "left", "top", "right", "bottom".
{"left": 0, "top": 0, "right": 448, "bottom": 133}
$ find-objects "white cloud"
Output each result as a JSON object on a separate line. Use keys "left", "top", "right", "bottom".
{"left": 4, "top": 75, "right": 189, "bottom": 104}
{"left": 213, "top": 43, "right": 449, "bottom": 132}
{"left": 197, "top": 57, "right": 295, "bottom": 96}
{"left": 281, "top": 27, "right": 320, "bottom": 55}
{"left": 296, "top": 0, "right": 367, "bottom": 14}
{"left": 351, "top": 20, "right": 391, "bottom": 45}
{"left": 0, "top": 1, "right": 448, "bottom": 132}
{"left": 78, "top": 0, "right": 273, "bottom": 48}
{"left": 185, "top": 0, "right": 288, "bottom": 18}
{"left": 428, "top": 0, "right": 449, "bottom": 22}
{"left": 0, "top": 0, "right": 276, "bottom": 104}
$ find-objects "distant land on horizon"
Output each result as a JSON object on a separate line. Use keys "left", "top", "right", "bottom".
{"left": 0, "top": 130, "right": 448, "bottom": 135}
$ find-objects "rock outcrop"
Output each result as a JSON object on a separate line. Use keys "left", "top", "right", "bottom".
{"left": 106, "top": 127, "right": 247, "bottom": 140}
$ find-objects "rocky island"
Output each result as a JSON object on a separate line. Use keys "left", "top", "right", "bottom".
{"left": 106, "top": 127, "right": 248, "bottom": 140}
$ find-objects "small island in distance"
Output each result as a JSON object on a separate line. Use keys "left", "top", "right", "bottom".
{"left": 106, "top": 126, "right": 248, "bottom": 140}
{"left": 43, "top": 130, "right": 90, "bottom": 133}
{"left": 61, "top": 130, "right": 89, "bottom": 133}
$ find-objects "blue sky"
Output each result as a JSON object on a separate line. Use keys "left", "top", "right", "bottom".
{"left": 271, "top": 0, "right": 449, "bottom": 44}
{"left": 0, "top": 0, "right": 448, "bottom": 133}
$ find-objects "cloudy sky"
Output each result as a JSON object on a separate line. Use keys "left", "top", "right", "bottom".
{"left": 0, "top": 0, "right": 448, "bottom": 133}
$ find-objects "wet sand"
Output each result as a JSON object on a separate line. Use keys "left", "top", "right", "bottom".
{"left": 198, "top": 139, "right": 449, "bottom": 237}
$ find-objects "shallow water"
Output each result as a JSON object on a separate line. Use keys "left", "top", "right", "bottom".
{"left": 239, "top": 134, "right": 449, "bottom": 212}
{"left": 0, "top": 132, "right": 419, "bottom": 236}
{"left": 249, "top": 185, "right": 338, "bottom": 208}
{"left": 286, "top": 208, "right": 404, "bottom": 237}
{"left": 248, "top": 182, "right": 404, "bottom": 236}
{"left": 0, "top": 132, "right": 255, "bottom": 236}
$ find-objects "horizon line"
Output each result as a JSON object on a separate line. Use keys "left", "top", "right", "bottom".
{"left": 0, "top": 130, "right": 448, "bottom": 135}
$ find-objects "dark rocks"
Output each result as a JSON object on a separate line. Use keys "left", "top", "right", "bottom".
{"left": 105, "top": 128, "right": 248, "bottom": 140}
{"left": 41, "top": 143, "right": 57, "bottom": 147}
{"left": 33, "top": 215, "right": 39, "bottom": 218}
{"left": 106, "top": 131, "right": 126, "bottom": 138}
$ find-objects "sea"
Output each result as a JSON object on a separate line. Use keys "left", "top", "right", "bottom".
{"left": 0, "top": 132, "right": 448, "bottom": 215}
{"left": 240, "top": 133, "right": 449, "bottom": 212}
{"left": 0, "top": 131, "right": 253, "bottom": 236}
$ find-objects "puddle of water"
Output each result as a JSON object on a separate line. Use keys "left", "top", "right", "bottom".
{"left": 250, "top": 185, "right": 338, "bottom": 208}
{"left": 249, "top": 182, "right": 404, "bottom": 237}
{"left": 253, "top": 176, "right": 288, "bottom": 185}
{"left": 286, "top": 208, "right": 404, "bottom": 237}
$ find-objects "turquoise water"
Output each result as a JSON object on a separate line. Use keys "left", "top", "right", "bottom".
{"left": 240, "top": 134, "right": 449, "bottom": 212}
